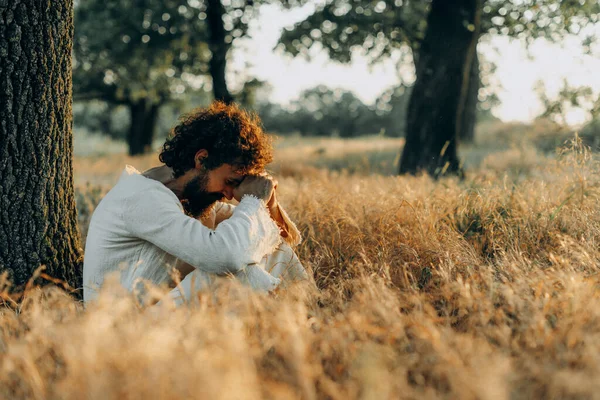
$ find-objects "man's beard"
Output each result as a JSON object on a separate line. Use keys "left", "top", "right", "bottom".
{"left": 181, "top": 172, "right": 224, "bottom": 219}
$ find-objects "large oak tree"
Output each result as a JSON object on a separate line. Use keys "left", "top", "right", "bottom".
{"left": 399, "top": 0, "right": 481, "bottom": 176}
{"left": 0, "top": 0, "right": 82, "bottom": 290}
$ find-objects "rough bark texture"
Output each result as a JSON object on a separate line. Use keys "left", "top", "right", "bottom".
{"left": 127, "top": 100, "right": 159, "bottom": 156}
{"left": 206, "top": 0, "right": 234, "bottom": 104}
{"left": 0, "top": 0, "right": 83, "bottom": 290}
{"left": 458, "top": 51, "right": 480, "bottom": 143}
{"left": 399, "top": 0, "right": 481, "bottom": 177}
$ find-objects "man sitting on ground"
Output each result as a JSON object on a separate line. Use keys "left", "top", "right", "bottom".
{"left": 83, "top": 102, "right": 308, "bottom": 306}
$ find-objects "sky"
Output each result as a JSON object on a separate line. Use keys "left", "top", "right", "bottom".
{"left": 228, "top": 4, "right": 600, "bottom": 127}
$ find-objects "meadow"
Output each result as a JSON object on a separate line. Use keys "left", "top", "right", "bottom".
{"left": 2, "top": 120, "right": 600, "bottom": 399}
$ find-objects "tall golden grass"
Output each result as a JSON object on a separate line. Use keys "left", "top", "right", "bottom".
{"left": 2, "top": 124, "right": 600, "bottom": 399}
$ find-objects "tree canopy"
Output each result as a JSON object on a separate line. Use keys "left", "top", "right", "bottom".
{"left": 73, "top": 0, "right": 264, "bottom": 154}
{"left": 75, "top": 0, "right": 210, "bottom": 104}
{"left": 278, "top": 0, "right": 599, "bottom": 64}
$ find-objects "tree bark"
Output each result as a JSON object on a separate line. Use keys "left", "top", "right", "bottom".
{"left": 399, "top": 0, "right": 481, "bottom": 177}
{"left": 206, "top": 0, "right": 234, "bottom": 104}
{"left": 458, "top": 51, "right": 480, "bottom": 143}
{"left": 127, "top": 100, "right": 159, "bottom": 156}
{"left": 0, "top": 0, "right": 83, "bottom": 290}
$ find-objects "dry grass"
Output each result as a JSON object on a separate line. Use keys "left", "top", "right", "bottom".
{"left": 3, "top": 125, "right": 600, "bottom": 399}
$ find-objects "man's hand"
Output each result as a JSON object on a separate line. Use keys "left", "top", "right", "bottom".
{"left": 233, "top": 175, "right": 276, "bottom": 203}
{"left": 234, "top": 173, "right": 289, "bottom": 239}
{"left": 266, "top": 189, "right": 289, "bottom": 238}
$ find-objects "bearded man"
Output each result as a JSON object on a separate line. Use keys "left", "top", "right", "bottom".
{"left": 82, "top": 102, "right": 308, "bottom": 306}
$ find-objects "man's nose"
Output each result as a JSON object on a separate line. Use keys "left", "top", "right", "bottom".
{"left": 222, "top": 188, "right": 234, "bottom": 200}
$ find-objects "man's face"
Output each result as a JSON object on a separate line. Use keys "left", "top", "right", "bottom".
{"left": 182, "top": 163, "right": 245, "bottom": 218}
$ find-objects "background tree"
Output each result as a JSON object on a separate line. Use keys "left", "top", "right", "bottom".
{"left": 73, "top": 0, "right": 259, "bottom": 155}
{"left": 400, "top": 0, "right": 481, "bottom": 176}
{"left": 375, "top": 85, "right": 412, "bottom": 138}
{"left": 207, "top": 0, "right": 234, "bottom": 103}
{"left": 256, "top": 83, "right": 411, "bottom": 137}
{"left": 0, "top": 0, "right": 82, "bottom": 290}
{"left": 278, "top": 0, "right": 600, "bottom": 175}
{"left": 74, "top": 0, "right": 210, "bottom": 155}
{"left": 287, "top": 86, "right": 375, "bottom": 137}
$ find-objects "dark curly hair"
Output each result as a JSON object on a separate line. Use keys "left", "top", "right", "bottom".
{"left": 159, "top": 102, "right": 273, "bottom": 178}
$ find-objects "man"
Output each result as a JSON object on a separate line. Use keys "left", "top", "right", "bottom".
{"left": 83, "top": 102, "right": 308, "bottom": 306}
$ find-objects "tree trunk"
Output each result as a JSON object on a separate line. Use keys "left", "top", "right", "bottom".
{"left": 0, "top": 0, "right": 83, "bottom": 290}
{"left": 98, "top": 102, "right": 115, "bottom": 138}
{"left": 399, "top": 0, "right": 481, "bottom": 177}
{"left": 127, "top": 100, "right": 159, "bottom": 156}
{"left": 458, "top": 51, "right": 480, "bottom": 143}
{"left": 206, "top": 0, "right": 234, "bottom": 104}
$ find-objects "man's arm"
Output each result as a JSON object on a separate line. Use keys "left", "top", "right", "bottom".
{"left": 122, "top": 188, "right": 281, "bottom": 275}
{"left": 266, "top": 192, "right": 302, "bottom": 246}
{"left": 214, "top": 193, "right": 301, "bottom": 247}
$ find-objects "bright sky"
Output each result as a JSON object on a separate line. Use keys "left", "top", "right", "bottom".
{"left": 229, "top": 4, "right": 600, "bottom": 126}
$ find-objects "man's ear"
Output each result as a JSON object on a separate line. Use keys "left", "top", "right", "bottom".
{"left": 194, "top": 149, "right": 208, "bottom": 169}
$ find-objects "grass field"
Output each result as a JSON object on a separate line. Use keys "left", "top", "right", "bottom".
{"left": 3, "top": 121, "right": 600, "bottom": 399}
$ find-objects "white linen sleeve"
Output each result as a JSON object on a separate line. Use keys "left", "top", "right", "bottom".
{"left": 275, "top": 203, "right": 302, "bottom": 247}
{"left": 122, "top": 189, "right": 282, "bottom": 275}
{"left": 214, "top": 201, "right": 302, "bottom": 247}
{"left": 213, "top": 202, "right": 236, "bottom": 226}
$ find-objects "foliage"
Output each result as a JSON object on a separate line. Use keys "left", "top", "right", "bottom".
{"left": 73, "top": 0, "right": 258, "bottom": 105}
{"left": 582, "top": 118, "right": 600, "bottom": 142}
{"left": 71, "top": 82, "right": 495, "bottom": 142}
{"left": 484, "top": 0, "right": 600, "bottom": 47}
{"left": 278, "top": 0, "right": 600, "bottom": 62}
{"left": 74, "top": 0, "right": 205, "bottom": 104}
{"left": 536, "top": 80, "right": 600, "bottom": 126}
{"left": 72, "top": 91, "right": 212, "bottom": 141}
{"left": 278, "top": 0, "right": 428, "bottom": 64}
{"left": 258, "top": 85, "right": 407, "bottom": 137}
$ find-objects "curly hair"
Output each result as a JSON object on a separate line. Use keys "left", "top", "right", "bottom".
{"left": 159, "top": 102, "right": 273, "bottom": 178}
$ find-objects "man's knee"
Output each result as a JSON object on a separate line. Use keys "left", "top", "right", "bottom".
{"left": 265, "top": 242, "right": 308, "bottom": 283}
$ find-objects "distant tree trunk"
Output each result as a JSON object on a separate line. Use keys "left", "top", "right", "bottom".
{"left": 98, "top": 102, "right": 117, "bottom": 138}
{"left": 239, "top": 78, "right": 264, "bottom": 110}
{"left": 458, "top": 51, "right": 480, "bottom": 143}
{"left": 206, "top": 0, "right": 234, "bottom": 104}
{"left": 411, "top": 37, "right": 480, "bottom": 144}
{"left": 0, "top": 0, "right": 83, "bottom": 290}
{"left": 399, "top": 0, "right": 482, "bottom": 177}
{"left": 127, "top": 100, "right": 159, "bottom": 156}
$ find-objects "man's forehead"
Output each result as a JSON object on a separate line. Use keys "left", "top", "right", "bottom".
{"left": 226, "top": 165, "right": 247, "bottom": 180}
{"left": 229, "top": 164, "right": 264, "bottom": 178}
{"left": 229, "top": 172, "right": 245, "bottom": 181}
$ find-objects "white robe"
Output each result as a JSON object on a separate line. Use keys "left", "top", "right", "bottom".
{"left": 83, "top": 165, "right": 307, "bottom": 305}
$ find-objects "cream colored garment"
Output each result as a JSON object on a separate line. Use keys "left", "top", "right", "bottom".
{"left": 162, "top": 203, "right": 308, "bottom": 306}
{"left": 163, "top": 241, "right": 307, "bottom": 306}
{"left": 83, "top": 165, "right": 305, "bottom": 304}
